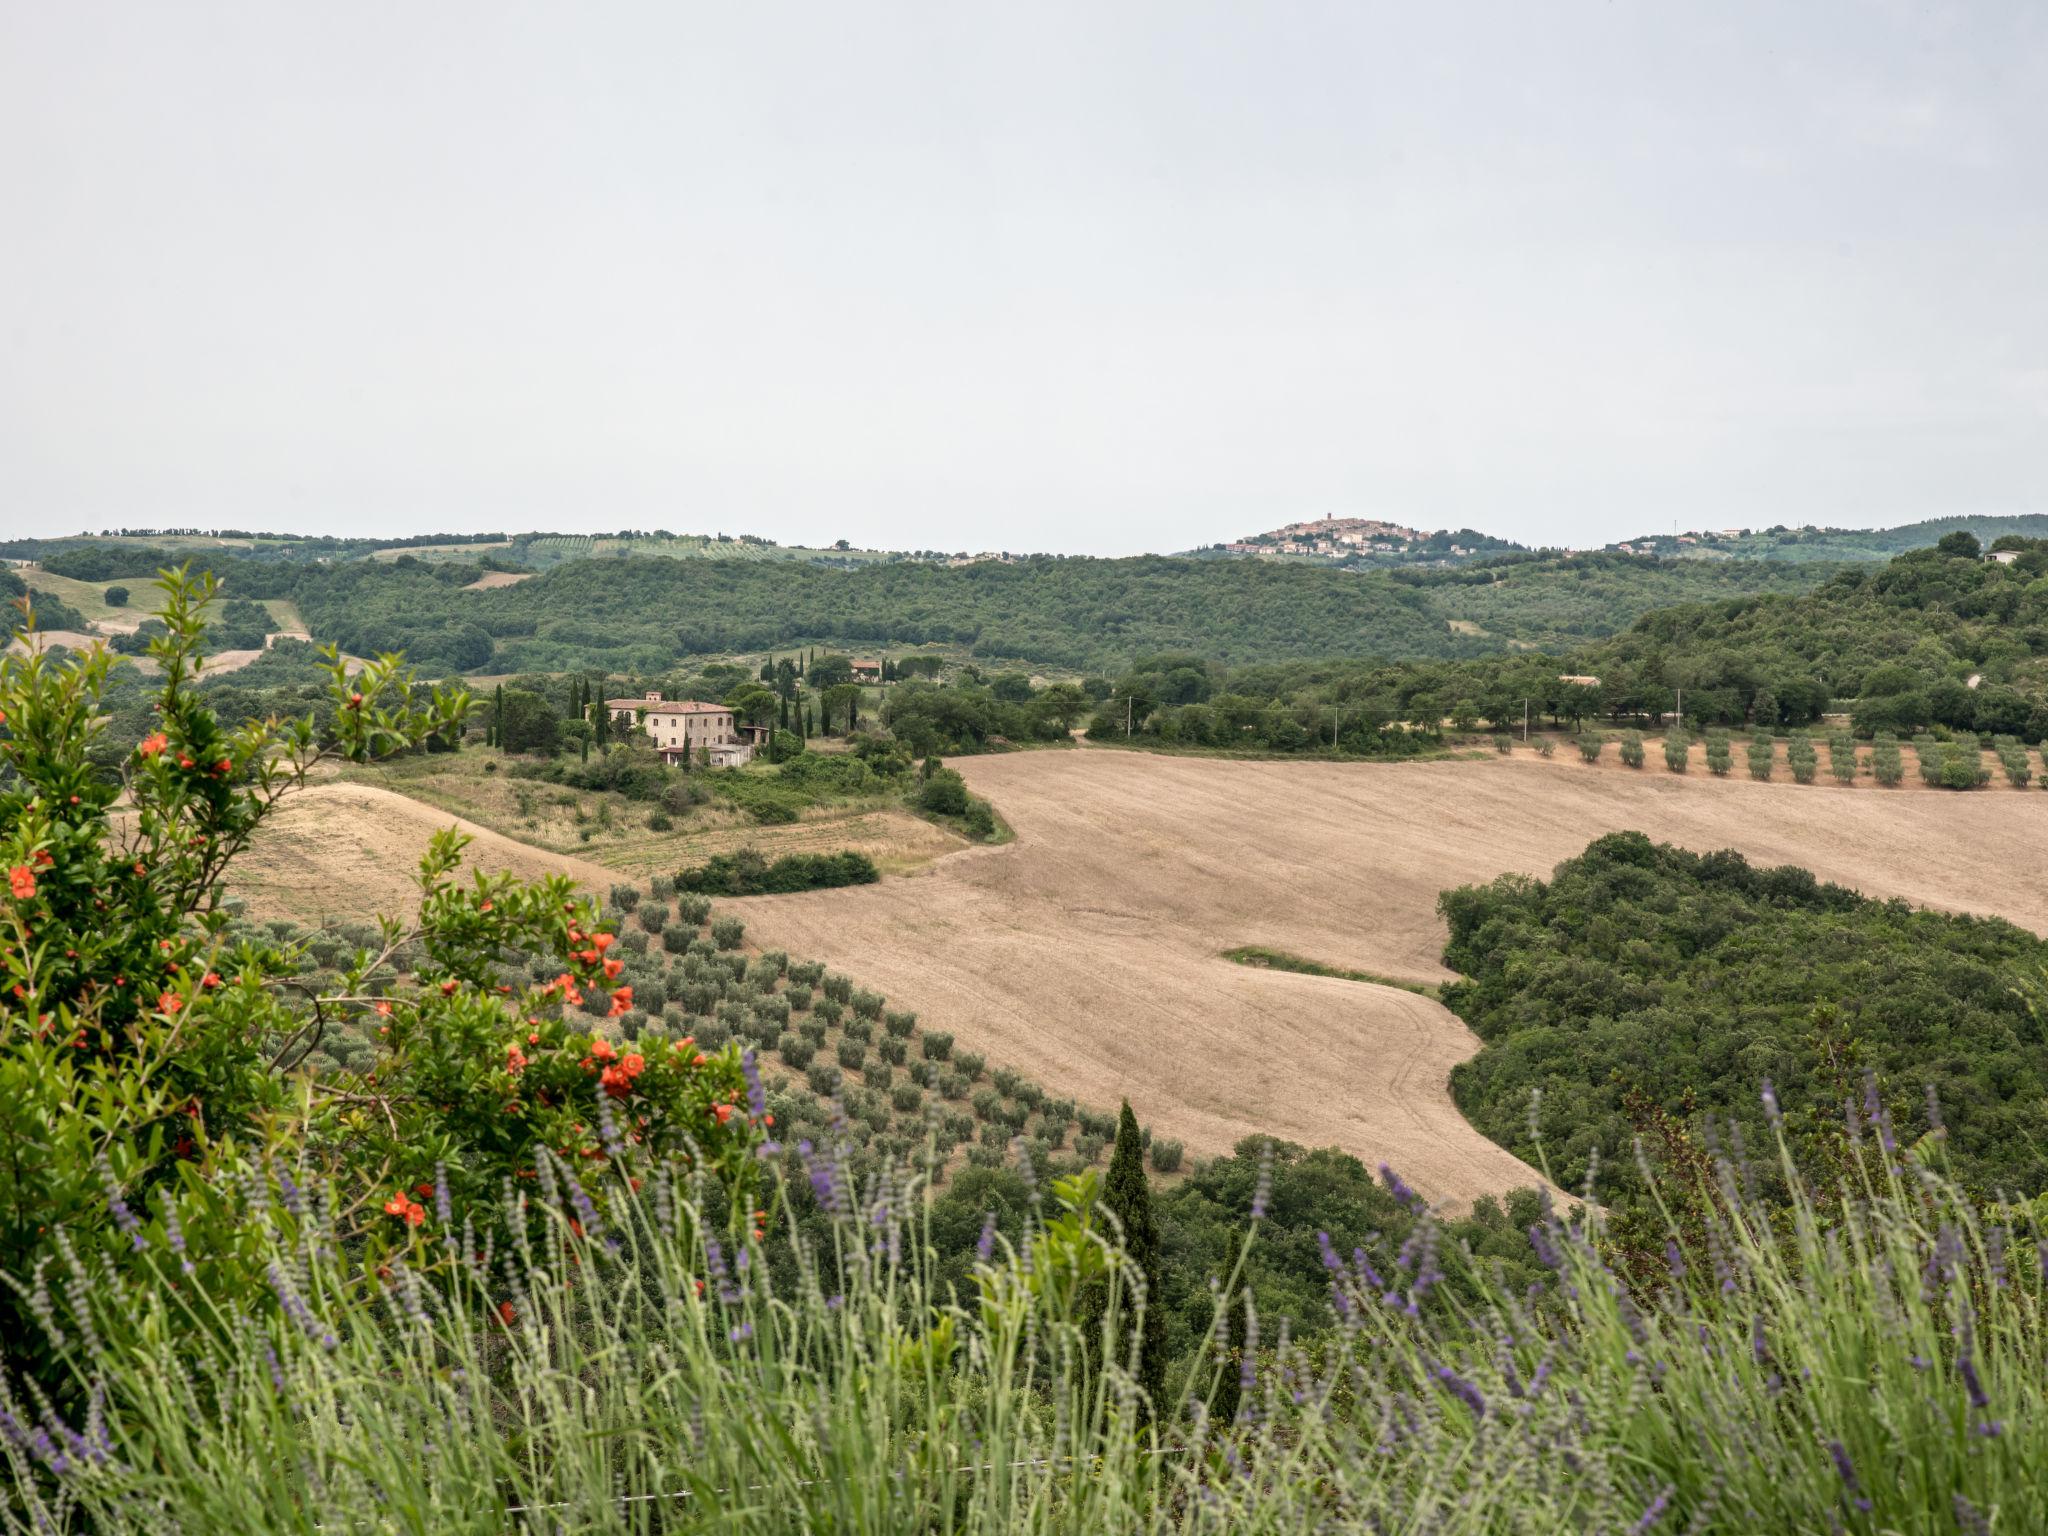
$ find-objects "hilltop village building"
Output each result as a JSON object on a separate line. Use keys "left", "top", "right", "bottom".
{"left": 605, "top": 693, "right": 754, "bottom": 767}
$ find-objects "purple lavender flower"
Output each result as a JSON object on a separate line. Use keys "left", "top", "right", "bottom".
{"left": 976, "top": 1212, "right": 998, "bottom": 1263}
{"left": 265, "top": 1263, "right": 337, "bottom": 1352}
{"left": 742, "top": 1048, "right": 768, "bottom": 1122}
{"left": 1429, "top": 1359, "right": 1486, "bottom": 1419}
{"left": 99, "top": 1158, "right": 145, "bottom": 1252}
{"left": 560, "top": 1166, "right": 602, "bottom": 1240}
{"left": 1759, "top": 1080, "right": 1780, "bottom": 1128}
{"left": 1664, "top": 1239, "right": 1685, "bottom": 1282}
{"left": 1828, "top": 1440, "right": 1872, "bottom": 1513}
{"left": 1527, "top": 1222, "right": 1564, "bottom": 1271}
{"left": 595, "top": 1098, "right": 627, "bottom": 1161}
{"left": 434, "top": 1163, "right": 453, "bottom": 1231}
{"left": 1631, "top": 1485, "right": 1673, "bottom": 1533}
{"left": 704, "top": 1234, "right": 740, "bottom": 1305}
{"left": 1954, "top": 1494, "right": 1991, "bottom": 1536}
{"left": 1250, "top": 1141, "right": 1273, "bottom": 1221}
{"left": 158, "top": 1191, "right": 196, "bottom": 1277}
{"left": 1378, "top": 1163, "right": 1422, "bottom": 1212}
{"left": 800, "top": 1137, "right": 847, "bottom": 1218}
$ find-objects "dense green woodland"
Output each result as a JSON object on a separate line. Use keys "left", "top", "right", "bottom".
{"left": 1440, "top": 832, "right": 2048, "bottom": 1206}
{"left": 1103, "top": 534, "right": 2048, "bottom": 747}
{"left": 5, "top": 537, "right": 1845, "bottom": 673}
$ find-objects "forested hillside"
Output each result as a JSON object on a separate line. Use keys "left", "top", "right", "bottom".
{"left": 1440, "top": 832, "right": 2048, "bottom": 1205}
{"left": 3, "top": 537, "right": 1843, "bottom": 674}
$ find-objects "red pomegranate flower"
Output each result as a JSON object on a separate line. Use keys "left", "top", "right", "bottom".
{"left": 139, "top": 732, "right": 169, "bottom": 758}
{"left": 7, "top": 866, "right": 34, "bottom": 900}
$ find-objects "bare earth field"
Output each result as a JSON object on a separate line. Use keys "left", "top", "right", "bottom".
{"left": 239, "top": 748, "right": 2048, "bottom": 1209}
{"left": 727, "top": 750, "right": 2048, "bottom": 1206}
{"left": 234, "top": 782, "right": 621, "bottom": 924}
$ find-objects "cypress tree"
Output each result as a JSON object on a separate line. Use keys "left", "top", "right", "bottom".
{"left": 493, "top": 683, "right": 505, "bottom": 752}
{"left": 1101, "top": 1102, "right": 1167, "bottom": 1422}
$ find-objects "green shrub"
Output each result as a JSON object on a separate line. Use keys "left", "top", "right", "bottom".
{"left": 852, "top": 988, "right": 885, "bottom": 1020}
{"left": 1705, "top": 731, "right": 1732, "bottom": 776}
{"left": 877, "top": 1035, "right": 907, "bottom": 1065}
{"left": 919, "top": 767, "right": 970, "bottom": 815}
{"left": 609, "top": 883, "right": 641, "bottom": 910}
{"left": 805, "top": 1063, "right": 842, "bottom": 1097}
{"left": 638, "top": 902, "right": 669, "bottom": 933}
{"left": 842, "top": 1015, "right": 873, "bottom": 1044}
{"left": 1150, "top": 1138, "right": 1185, "bottom": 1173}
{"left": 822, "top": 972, "right": 854, "bottom": 1003}
{"left": 883, "top": 1009, "right": 916, "bottom": 1038}
{"left": 1872, "top": 736, "right": 1904, "bottom": 786}
{"left": 676, "top": 893, "right": 713, "bottom": 925}
{"left": 677, "top": 846, "right": 881, "bottom": 896}
{"left": 2001, "top": 747, "right": 2033, "bottom": 788}
{"left": 954, "top": 1050, "right": 986, "bottom": 1081}
{"left": 1575, "top": 732, "right": 1604, "bottom": 763}
{"left": 779, "top": 1036, "right": 815, "bottom": 1070}
{"left": 1786, "top": 733, "right": 1818, "bottom": 785}
{"left": 1617, "top": 730, "right": 1645, "bottom": 768}
{"left": 1827, "top": 733, "right": 1859, "bottom": 783}
{"left": 963, "top": 798, "right": 998, "bottom": 840}
{"left": 836, "top": 1039, "right": 867, "bottom": 1071}
{"left": 1661, "top": 732, "right": 1689, "bottom": 772}
{"left": 1745, "top": 736, "right": 1774, "bottom": 780}
{"left": 1940, "top": 748, "right": 1988, "bottom": 790}
{"left": 711, "top": 915, "right": 746, "bottom": 950}
{"left": 661, "top": 924, "right": 691, "bottom": 954}
{"left": 1492, "top": 734, "right": 1513, "bottom": 754}
{"left": 1535, "top": 737, "right": 1555, "bottom": 758}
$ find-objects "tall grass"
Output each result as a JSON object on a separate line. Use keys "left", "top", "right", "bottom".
{"left": 5, "top": 1109, "right": 2043, "bottom": 1532}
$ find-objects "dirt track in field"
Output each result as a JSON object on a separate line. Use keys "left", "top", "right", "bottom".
{"left": 238, "top": 750, "right": 2048, "bottom": 1208}
{"left": 726, "top": 749, "right": 2048, "bottom": 1206}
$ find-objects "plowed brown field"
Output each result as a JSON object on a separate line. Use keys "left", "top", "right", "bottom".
{"left": 729, "top": 749, "right": 2048, "bottom": 1206}
{"left": 238, "top": 750, "right": 2048, "bottom": 1208}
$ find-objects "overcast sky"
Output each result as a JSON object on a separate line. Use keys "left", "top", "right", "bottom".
{"left": 2, "top": 2, "right": 2043, "bottom": 555}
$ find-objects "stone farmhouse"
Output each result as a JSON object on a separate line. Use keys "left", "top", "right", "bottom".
{"left": 605, "top": 693, "right": 753, "bottom": 767}
{"left": 849, "top": 658, "right": 883, "bottom": 683}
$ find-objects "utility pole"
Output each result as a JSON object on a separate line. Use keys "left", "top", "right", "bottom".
{"left": 1124, "top": 694, "right": 1133, "bottom": 738}
{"left": 1523, "top": 698, "right": 1530, "bottom": 744}
{"left": 1675, "top": 687, "right": 1683, "bottom": 732}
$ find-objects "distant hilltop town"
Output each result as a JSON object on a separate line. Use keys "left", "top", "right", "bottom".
{"left": 1200, "top": 514, "right": 1527, "bottom": 567}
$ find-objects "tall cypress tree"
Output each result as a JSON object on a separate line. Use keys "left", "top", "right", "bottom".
{"left": 1101, "top": 1101, "right": 1167, "bottom": 1423}
{"left": 493, "top": 683, "right": 505, "bottom": 751}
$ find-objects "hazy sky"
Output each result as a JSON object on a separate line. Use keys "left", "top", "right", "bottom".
{"left": 3, "top": 2, "right": 2044, "bottom": 555}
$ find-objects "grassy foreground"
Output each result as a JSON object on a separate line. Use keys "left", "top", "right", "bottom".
{"left": 6, "top": 1120, "right": 2042, "bottom": 1533}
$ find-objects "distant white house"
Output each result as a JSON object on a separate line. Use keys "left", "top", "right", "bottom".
{"left": 1991, "top": 550, "right": 2021, "bottom": 565}
{"left": 606, "top": 693, "right": 752, "bottom": 766}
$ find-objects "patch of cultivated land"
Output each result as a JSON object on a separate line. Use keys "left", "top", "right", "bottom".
{"left": 233, "top": 782, "right": 622, "bottom": 924}
{"left": 728, "top": 749, "right": 2048, "bottom": 1206}
{"left": 313, "top": 754, "right": 966, "bottom": 880}
{"left": 239, "top": 748, "right": 2048, "bottom": 1208}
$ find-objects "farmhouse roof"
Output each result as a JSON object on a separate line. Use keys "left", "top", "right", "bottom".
{"left": 850, "top": 657, "right": 882, "bottom": 668}
{"left": 605, "top": 697, "right": 732, "bottom": 715}
{"left": 1557, "top": 674, "right": 1602, "bottom": 687}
